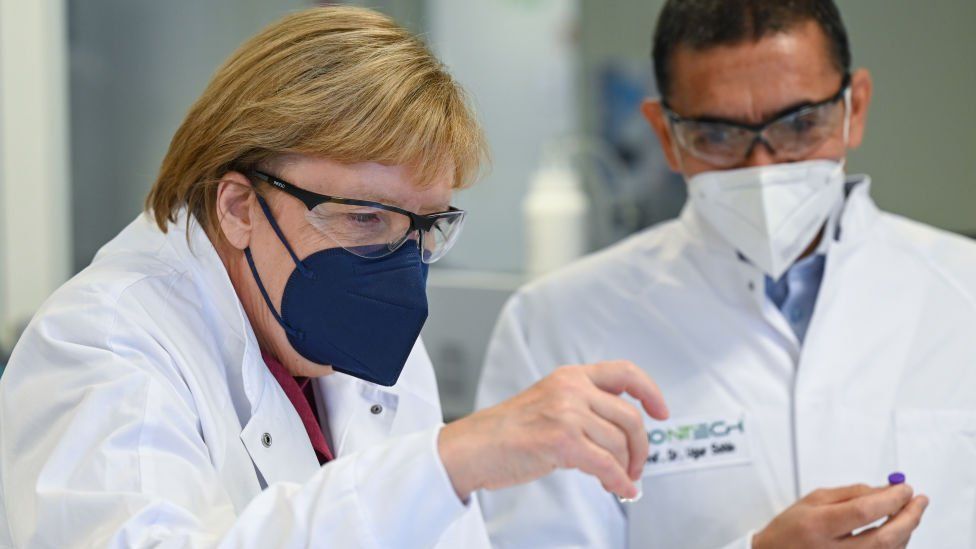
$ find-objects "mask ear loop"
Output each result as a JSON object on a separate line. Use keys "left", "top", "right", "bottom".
{"left": 253, "top": 193, "right": 314, "bottom": 279}
{"left": 242, "top": 191, "right": 316, "bottom": 341}
{"left": 244, "top": 247, "right": 304, "bottom": 341}
{"left": 826, "top": 87, "right": 854, "bottom": 244}
{"left": 833, "top": 87, "right": 853, "bottom": 174}
{"left": 842, "top": 87, "right": 853, "bottom": 146}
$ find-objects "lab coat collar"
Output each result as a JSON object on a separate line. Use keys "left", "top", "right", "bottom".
{"left": 677, "top": 174, "right": 879, "bottom": 313}
{"left": 315, "top": 371, "right": 400, "bottom": 457}
{"left": 162, "top": 211, "right": 266, "bottom": 412}
{"left": 317, "top": 341, "right": 441, "bottom": 458}
{"left": 163, "top": 210, "right": 321, "bottom": 485}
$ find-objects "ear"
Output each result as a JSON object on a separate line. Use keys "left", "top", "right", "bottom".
{"left": 216, "top": 171, "right": 256, "bottom": 251}
{"left": 846, "top": 68, "right": 873, "bottom": 150}
{"left": 641, "top": 98, "right": 682, "bottom": 173}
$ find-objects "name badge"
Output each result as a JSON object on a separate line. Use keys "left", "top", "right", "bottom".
{"left": 643, "top": 413, "right": 752, "bottom": 477}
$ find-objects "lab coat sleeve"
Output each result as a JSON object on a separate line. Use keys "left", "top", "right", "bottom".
{"left": 475, "top": 293, "right": 628, "bottom": 548}
{"left": 223, "top": 426, "right": 468, "bottom": 549}
{"left": 0, "top": 290, "right": 468, "bottom": 548}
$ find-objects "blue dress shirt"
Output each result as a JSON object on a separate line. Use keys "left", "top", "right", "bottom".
{"left": 765, "top": 253, "right": 826, "bottom": 343}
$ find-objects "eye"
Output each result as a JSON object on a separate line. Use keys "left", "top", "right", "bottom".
{"left": 698, "top": 126, "right": 729, "bottom": 145}
{"left": 784, "top": 111, "right": 822, "bottom": 134}
{"left": 346, "top": 212, "right": 381, "bottom": 225}
{"left": 686, "top": 123, "right": 740, "bottom": 150}
{"left": 789, "top": 117, "right": 816, "bottom": 133}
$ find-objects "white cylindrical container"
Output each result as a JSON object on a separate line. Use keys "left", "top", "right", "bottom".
{"left": 523, "top": 163, "right": 590, "bottom": 278}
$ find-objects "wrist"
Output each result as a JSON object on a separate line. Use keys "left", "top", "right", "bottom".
{"left": 751, "top": 526, "right": 768, "bottom": 549}
{"left": 438, "top": 418, "right": 484, "bottom": 502}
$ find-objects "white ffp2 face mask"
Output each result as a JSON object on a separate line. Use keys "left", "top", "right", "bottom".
{"left": 687, "top": 159, "right": 846, "bottom": 280}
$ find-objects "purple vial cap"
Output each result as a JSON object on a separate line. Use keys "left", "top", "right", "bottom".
{"left": 888, "top": 472, "right": 906, "bottom": 485}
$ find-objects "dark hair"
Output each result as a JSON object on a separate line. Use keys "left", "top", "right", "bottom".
{"left": 652, "top": 0, "right": 851, "bottom": 100}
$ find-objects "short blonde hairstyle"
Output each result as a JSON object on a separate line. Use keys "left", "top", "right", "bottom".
{"left": 147, "top": 5, "right": 487, "bottom": 236}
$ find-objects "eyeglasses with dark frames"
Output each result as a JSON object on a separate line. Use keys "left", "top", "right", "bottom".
{"left": 248, "top": 170, "right": 467, "bottom": 264}
{"left": 662, "top": 73, "right": 852, "bottom": 167}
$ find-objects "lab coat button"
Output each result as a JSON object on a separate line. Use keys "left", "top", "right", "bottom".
{"left": 370, "top": 404, "right": 383, "bottom": 415}
{"left": 261, "top": 432, "right": 272, "bottom": 447}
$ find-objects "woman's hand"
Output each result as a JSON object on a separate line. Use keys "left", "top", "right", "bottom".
{"left": 438, "top": 360, "right": 669, "bottom": 501}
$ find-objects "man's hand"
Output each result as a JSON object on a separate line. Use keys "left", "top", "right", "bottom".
{"left": 438, "top": 361, "right": 669, "bottom": 501}
{"left": 753, "top": 483, "right": 929, "bottom": 549}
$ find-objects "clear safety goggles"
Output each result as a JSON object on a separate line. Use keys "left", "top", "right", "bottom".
{"left": 249, "top": 170, "right": 466, "bottom": 264}
{"left": 663, "top": 74, "right": 851, "bottom": 168}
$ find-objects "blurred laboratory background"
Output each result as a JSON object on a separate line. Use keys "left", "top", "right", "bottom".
{"left": 1, "top": 0, "right": 974, "bottom": 417}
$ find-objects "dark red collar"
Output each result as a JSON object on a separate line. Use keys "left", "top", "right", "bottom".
{"left": 261, "top": 351, "right": 333, "bottom": 464}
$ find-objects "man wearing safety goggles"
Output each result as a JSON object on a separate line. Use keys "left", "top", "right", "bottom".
{"left": 478, "top": 1, "right": 976, "bottom": 548}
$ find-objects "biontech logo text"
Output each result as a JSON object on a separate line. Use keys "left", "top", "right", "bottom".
{"left": 648, "top": 419, "right": 745, "bottom": 446}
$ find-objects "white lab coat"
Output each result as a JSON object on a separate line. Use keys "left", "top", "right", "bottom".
{"left": 477, "top": 177, "right": 976, "bottom": 549}
{"left": 0, "top": 211, "right": 490, "bottom": 548}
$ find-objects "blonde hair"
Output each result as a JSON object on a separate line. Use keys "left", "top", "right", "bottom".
{"left": 146, "top": 5, "right": 487, "bottom": 236}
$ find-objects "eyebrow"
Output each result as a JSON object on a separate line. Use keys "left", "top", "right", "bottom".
{"left": 689, "top": 98, "right": 822, "bottom": 127}
{"left": 421, "top": 203, "right": 453, "bottom": 215}
{"left": 348, "top": 192, "right": 451, "bottom": 215}
{"left": 669, "top": 74, "right": 850, "bottom": 128}
{"left": 346, "top": 190, "right": 403, "bottom": 207}
{"left": 256, "top": 171, "right": 452, "bottom": 215}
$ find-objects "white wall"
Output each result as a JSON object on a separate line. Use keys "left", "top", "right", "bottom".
{"left": 68, "top": 0, "right": 313, "bottom": 272}
{"left": 428, "top": 0, "right": 581, "bottom": 273}
{"left": 0, "top": 0, "right": 71, "bottom": 350}
{"left": 840, "top": 0, "right": 976, "bottom": 236}
{"left": 0, "top": 0, "right": 315, "bottom": 351}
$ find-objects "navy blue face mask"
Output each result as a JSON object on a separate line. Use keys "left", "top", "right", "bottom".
{"left": 244, "top": 194, "right": 429, "bottom": 387}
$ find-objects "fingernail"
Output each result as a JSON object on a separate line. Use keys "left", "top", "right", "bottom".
{"left": 618, "top": 478, "right": 643, "bottom": 504}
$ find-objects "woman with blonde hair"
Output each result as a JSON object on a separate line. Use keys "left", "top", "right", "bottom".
{"left": 0, "top": 6, "right": 666, "bottom": 547}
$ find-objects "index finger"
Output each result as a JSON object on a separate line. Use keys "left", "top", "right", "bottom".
{"left": 806, "top": 484, "right": 881, "bottom": 505}
{"left": 583, "top": 361, "right": 669, "bottom": 420}
{"left": 824, "top": 484, "right": 914, "bottom": 537}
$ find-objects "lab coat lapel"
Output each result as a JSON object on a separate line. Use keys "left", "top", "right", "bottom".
{"left": 678, "top": 204, "right": 801, "bottom": 367}
{"left": 317, "top": 374, "right": 399, "bottom": 457}
{"left": 239, "top": 347, "right": 322, "bottom": 487}
{"left": 318, "top": 341, "right": 441, "bottom": 457}
{"left": 800, "top": 177, "right": 926, "bottom": 391}
{"left": 164, "top": 212, "right": 321, "bottom": 487}
{"left": 166, "top": 212, "right": 256, "bottom": 424}
{"left": 792, "top": 178, "right": 935, "bottom": 492}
